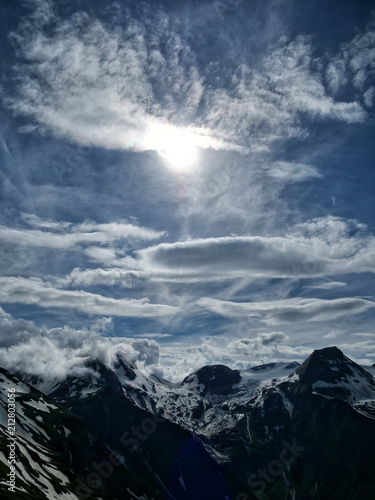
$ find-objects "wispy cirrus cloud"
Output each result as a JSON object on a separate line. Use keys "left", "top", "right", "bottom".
{"left": 265, "top": 161, "right": 323, "bottom": 182}
{"left": 4, "top": 6, "right": 371, "bottom": 158}
{"left": 308, "top": 281, "right": 348, "bottom": 290}
{"left": 325, "top": 27, "right": 375, "bottom": 103}
{"left": 200, "top": 35, "right": 367, "bottom": 151}
{"left": 4, "top": 4, "right": 230, "bottom": 153}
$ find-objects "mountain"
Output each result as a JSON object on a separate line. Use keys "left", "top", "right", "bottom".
{"left": 1, "top": 347, "right": 375, "bottom": 499}
{"left": 0, "top": 361, "right": 253, "bottom": 500}
{"left": 0, "top": 366, "right": 135, "bottom": 500}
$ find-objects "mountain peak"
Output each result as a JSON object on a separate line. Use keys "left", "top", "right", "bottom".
{"left": 311, "top": 346, "right": 344, "bottom": 358}
{"left": 292, "top": 346, "right": 375, "bottom": 401}
{"left": 296, "top": 346, "right": 353, "bottom": 380}
{"left": 182, "top": 364, "right": 241, "bottom": 395}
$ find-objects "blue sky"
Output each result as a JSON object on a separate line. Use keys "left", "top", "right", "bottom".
{"left": 0, "top": 0, "right": 374, "bottom": 381}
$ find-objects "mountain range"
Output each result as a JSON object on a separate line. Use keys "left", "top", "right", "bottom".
{"left": 1, "top": 346, "right": 375, "bottom": 499}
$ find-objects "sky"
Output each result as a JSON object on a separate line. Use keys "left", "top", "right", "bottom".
{"left": 0, "top": 0, "right": 374, "bottom": 382}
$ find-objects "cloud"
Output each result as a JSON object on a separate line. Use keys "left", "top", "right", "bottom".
{"left": 4, "top": 3, "right": 232, "bottom": 154}
{"left": 200, "top": 35, "right": 367, "bottom": 151}
{"left": 4, "top": 8, "right": 369, "bottom": 158}
{"left": 62, "top": 267, "right": 146, "bottom": 288}
{"left": 83, "top": 247, "right": 119, "bottom": 263}
{"left": 0, "top": 306, "right": 371, "bottom": 384}
{"left": 137, "top": 217, "right": 375, "bottom": 280}
{"left": 197, "top": 296, "right": 375, "bottom": 325}
{"left": 131, "top": 339, "right": 160, "bottom": 366}
{"left": 0, "top": 218, "right": 165, "bottom": 250}
{"left": 266, "top": 161, "right": 323, "bottom": 182}
{"left": 140, "top": 235, "right": 320, "bottom": 278}
{"left": 308, "top": 281, "right": 347, "bottom": 290}
{"left": 158, "top": 334, "right": 315, "bottom": 382}
{"left": 228, "top": 332, "right": 288, "bottom": 355}
{"left": 260, "top": 331, "right": 288, "bottom": 346}
{"left": 0, "top": 312, "right": 161, "bottom": 380}
{"left": 364, "top": 86, "right": 375, "bottom": 108}
{"left": 0, "top": 308, "right": 294, "bottom": 383}
{"left": 21, "top": 213, "right": 72, "bottom": 231}
{"left": 0, "top": 277, "right": 178, "bottom": 318}
{"left": 325, "top": 27, "right": 375, "bottom": 102}
{"left": 133, "top": 333, "right": 173, "bottom": 339}
{"left": 0, "top": 307, "right": 40, "bottom": 348}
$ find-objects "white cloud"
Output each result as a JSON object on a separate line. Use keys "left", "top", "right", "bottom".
{"left": 0, "top": 307, "right": 40, "bottom": 348}
{"left": 83, "top": 247, "right": 119, "bottom": 263}
{"left": 197, "top": 296, "right": 375, "bottom": 325}
{"left": 137, "top": 217, "right": 375, "bottom": 280}
{"left": 266, "top": 161, "right": 323, "bottom": 182}
{"left": 364, "top": 86, "right": 375, "bottom": 108}
{"left": 0, "top": 309, "right": 233, "bottom": 382}
{"left": 0, "top": 277, "right": 178, "bottom": 318}
{"left": 348, "top": 31, "right": 375, "bottom": 92}
{"left": 0, "top": 312, "right": 161, "bottom": 380}
{"left": 0, "top": 218, "right": 165, "bottom": 249}
{"left": 62, "top": 267, "right": 146, "bottom": 288}
{"left": 308, "top": 281, "right": 347, "bottom": 290}
{"left": 158, "top": 335, "right": 315, "bottom": 382}
{"left": 325, "top": 28, "right": 375, "bottom": 105}
{"left": 325, "top": 57, "right": 348, "bottom": 95}
{"left": 4, "top": 9, "right": 369, "bottom": 157}
{"left": 131, "top": 339, "right": 160, "bottom": 366}
{"left": 139, "top": 235, "right": 320, "bottom": 278}
{"left": 5, "top": 4, "right": 232, "bottom": 154}
{"left": 228, "top": 332, "right": 288, "bottom": 355}
{"left": 21, "top": 213, "right": 72, "bottom": 231}
{"left": 133, "top": 333, "right": 173, "bottom": 339}
{"left": 201, "top": 35, "right": 366, "bottom": 151}
{"left": 0, "top": 306, "right": 372, "bottom": 384}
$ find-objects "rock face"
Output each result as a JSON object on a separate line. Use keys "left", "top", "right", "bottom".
{"left": 1, "top": 347, "right": 375, "bottom": 500}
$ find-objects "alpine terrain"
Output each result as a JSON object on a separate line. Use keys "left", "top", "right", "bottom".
{"left": 1, "top": 347, "right": 375, "bottom": 500}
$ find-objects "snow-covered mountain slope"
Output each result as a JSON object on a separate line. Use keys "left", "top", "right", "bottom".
{"left": 0, "top": 367, "right": 104, "bottom": 500}
{"left": 109, "top": 360, "right": 303, "bottom": 438}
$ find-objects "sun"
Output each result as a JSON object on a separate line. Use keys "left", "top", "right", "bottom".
{"left": 158, "top": 128, "right": 199, "bottom": 172}
{"left": 149, "top": 124, "right": 200, "bottom": 172}
{"left": 160, "top": 133, "right": 198, "bottom": 172}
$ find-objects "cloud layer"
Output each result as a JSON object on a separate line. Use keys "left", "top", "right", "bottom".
{"left": 197, "top": 296, "right": 375, "bottom": 325}
{"left": 0, "top": 217, "right": 165, "bottom": 249}
{"left": 137, "top": 217, "right": 375, "bottom": 280}
{"left": 0, "top": 277, "right": 178, "bottom": 318}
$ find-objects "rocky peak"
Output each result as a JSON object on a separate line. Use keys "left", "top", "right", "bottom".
{"left": 183, "top": 364, "right": 241, "bottom": 395}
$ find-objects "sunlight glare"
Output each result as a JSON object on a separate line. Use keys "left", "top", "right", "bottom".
{"left": 150, "top": 125, "right": 200, "bottom": 172}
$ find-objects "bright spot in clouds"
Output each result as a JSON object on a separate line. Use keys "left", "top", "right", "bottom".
{"left": 142, "top": 122, "right": 241, "bottom": 172}
{"left": 156, "top": 127, "right": 199, "bottom": 172}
